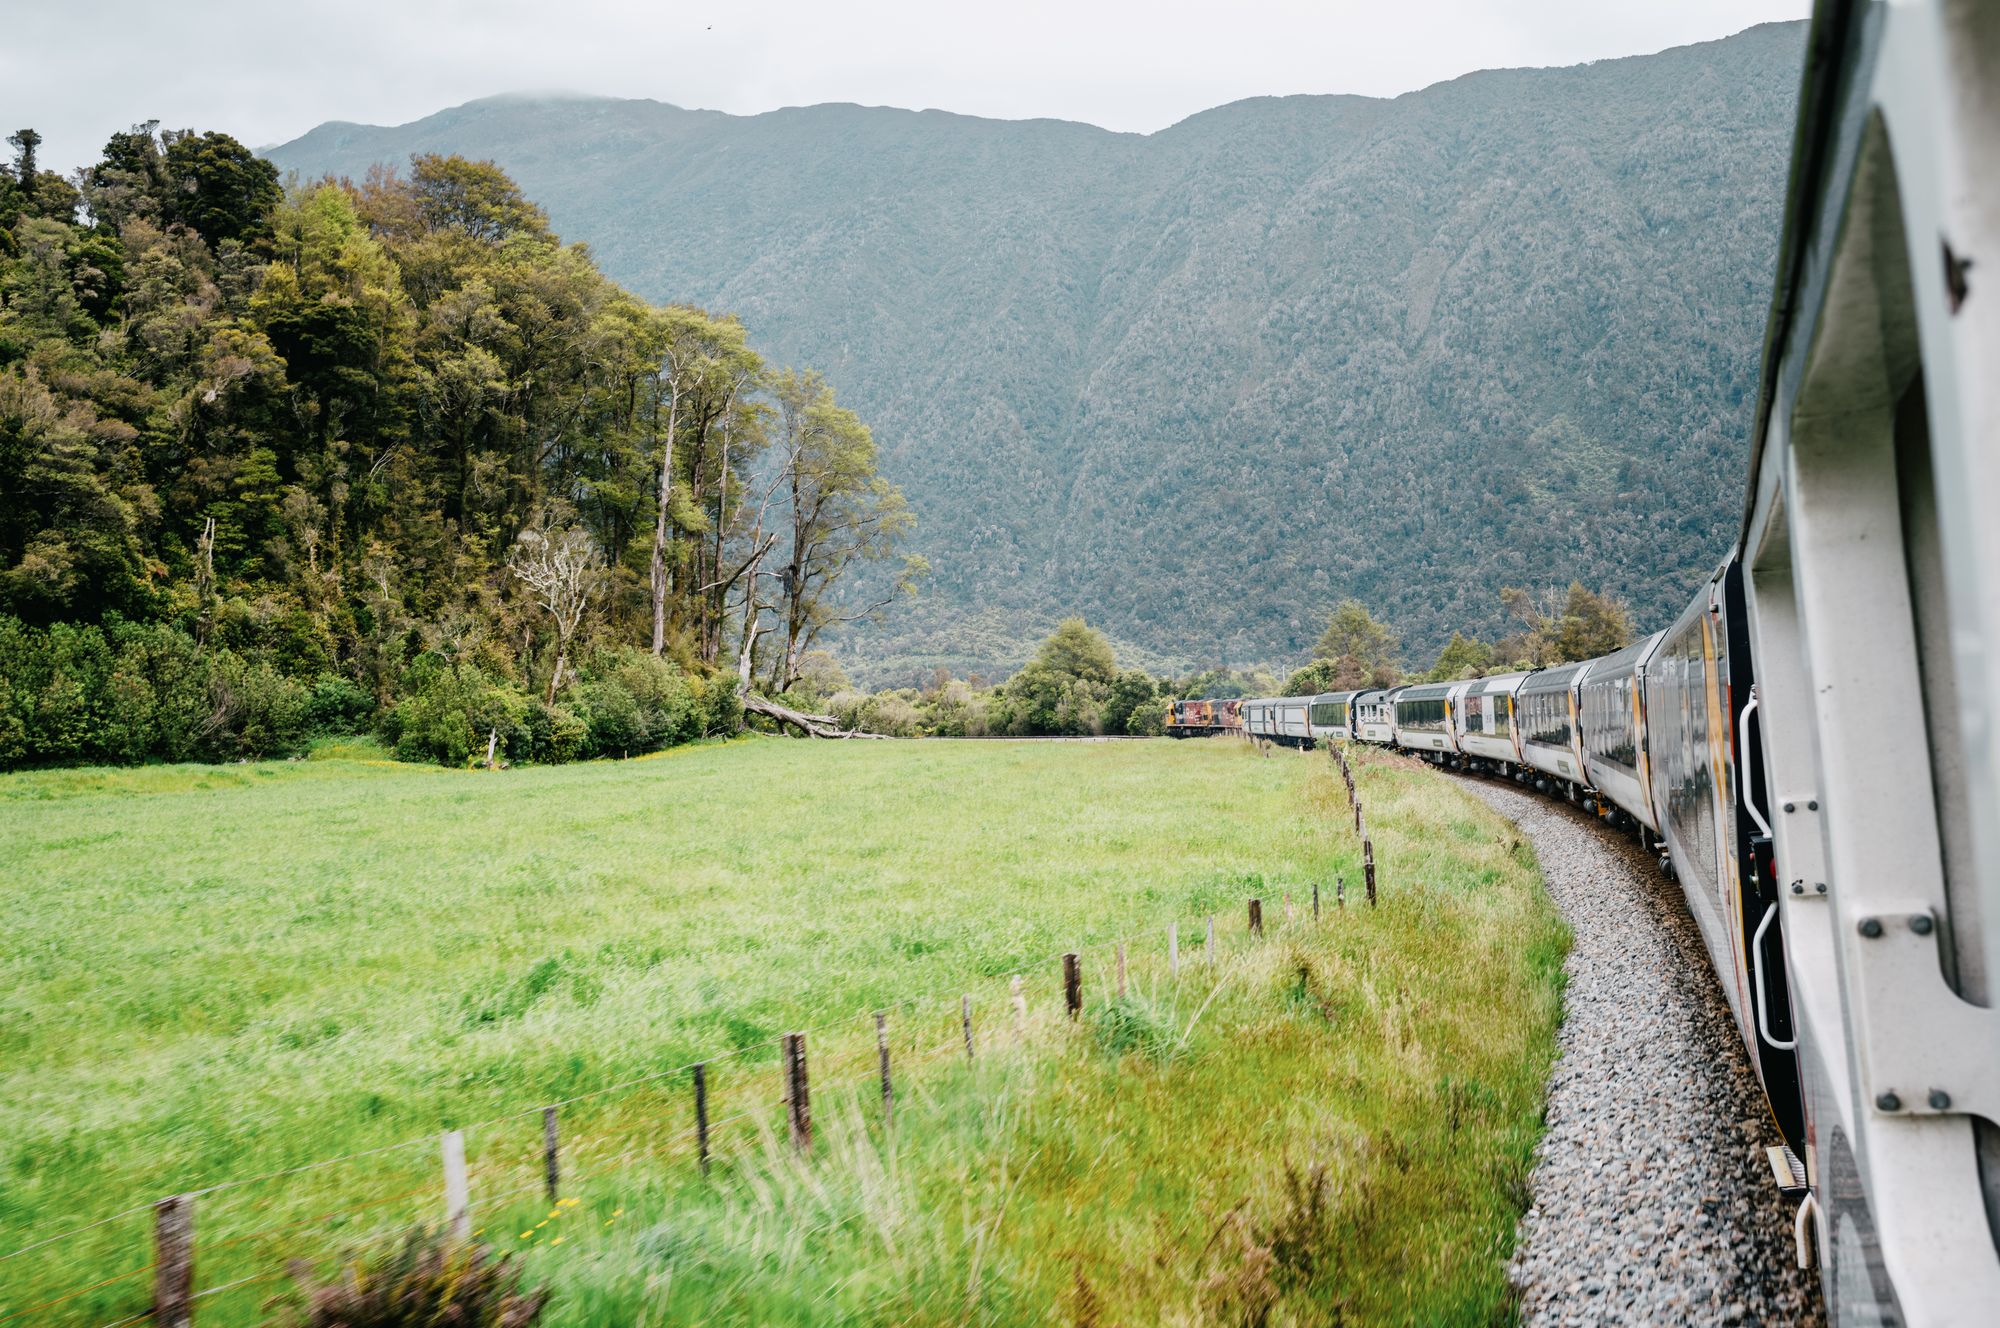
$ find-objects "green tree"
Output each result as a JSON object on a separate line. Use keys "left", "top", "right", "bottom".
{"left": 1102, "top": 668, "right": 1157, "bottom": 734}
{"left": 1029, "top": 617, "right": 1117, "bottom": 684}
{"left": 1499, "top": 583, "right": 1632, "bottom": 665}
{"left": 763, "top": 369, "right": 917, "bottom": 692}
{"left": 7, "top": 128, "right": 40, "bottom": 197}
{"left": 1283, "top": 659, "right": 1347, "bottom": 696}
{"left": 1550, "top": 583, "right": 1633, "bottom": 662}
{"left": 998, "top": 618, "right": 1118, "bottom": 735}
{"left": 1311, "top": 600, "right": 1399, "bottom": 689}
{"left": 1426, "top": 632, "right": 1494, "bottom": 681}
{"left": 407, "top": 154, "right": 552, "bottom": 244}
{"left": 162, "top": 131, "right": 281, "bottom": 249}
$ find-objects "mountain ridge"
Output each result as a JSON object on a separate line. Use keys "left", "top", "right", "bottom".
{"left": 270, "top": 20, "right": 1808, "bottom": 684}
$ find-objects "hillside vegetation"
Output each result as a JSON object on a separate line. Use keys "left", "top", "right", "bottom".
{"left": 271, "top": 22, "right": 1807, "bottom": 682}
{"left": 1, "top": 738, "right": 1565, "bottom": 1325}
{"left": 0, "top": 128, "right": 912, "bottom": 771}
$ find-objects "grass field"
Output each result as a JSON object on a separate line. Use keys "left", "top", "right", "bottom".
{"left": 0, "top": 737, "right": 1567, "bottom": 1325}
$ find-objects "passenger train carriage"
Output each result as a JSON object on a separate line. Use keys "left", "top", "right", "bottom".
{"left": 1164, "top": 4, "right": 2000, "bottom": 1316}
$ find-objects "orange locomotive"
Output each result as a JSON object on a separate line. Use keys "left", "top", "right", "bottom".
{"left": 1164, "top": 697, "right": 1242, "bottom": 737}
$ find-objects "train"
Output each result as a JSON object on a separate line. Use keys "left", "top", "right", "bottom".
{"left": 1169, "top": 2, "right": 2000, "bottom": 1320}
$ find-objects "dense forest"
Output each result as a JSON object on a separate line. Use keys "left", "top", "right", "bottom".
{"left": 0, "top": 126, "right": 914, "bottom": 769}
{"left": 272, "top": 21, "right": 1808, "bottom": 684}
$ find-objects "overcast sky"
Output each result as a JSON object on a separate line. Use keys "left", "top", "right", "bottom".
{"left": 6, "top": 0, "right": 1812, "bottom": 175}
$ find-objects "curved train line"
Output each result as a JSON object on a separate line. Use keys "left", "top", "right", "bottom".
{"left": 1170, "top": 4, "right": 1999, "bottom": 1321}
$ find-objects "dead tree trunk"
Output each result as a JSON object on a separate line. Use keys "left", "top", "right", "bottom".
{"left": 738, "top": 690, "right": 886, "bottom": 739}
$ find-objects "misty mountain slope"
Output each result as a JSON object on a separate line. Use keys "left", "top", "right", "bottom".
{"left": 271, "top": 20, "right": 1805, "bottom": 681}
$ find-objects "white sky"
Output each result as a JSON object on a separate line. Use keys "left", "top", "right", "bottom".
{"left": 5, "top": 0, "right": 1812, "bottom": 175}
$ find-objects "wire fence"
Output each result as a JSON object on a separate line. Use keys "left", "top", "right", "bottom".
{"left": 4, "top": 744, "right": 1380, "bottom": 1326}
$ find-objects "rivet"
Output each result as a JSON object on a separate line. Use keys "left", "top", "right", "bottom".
{"left": 1815, "top": 883, "right": 1827, "bottom": 894}
{"left": 1807, "top": 799, "right": 1819, "bottom": 811}
{"left": 1783, "top": 801, "right": 1796, "bottom": 813}
{"left": 1858, "top": 917, "right": 1884, "bottom": 938}
{"left": 1876, "top": 1091, "right": 1902, "bottom": 1112}
{"left": 1929, "top": 1089, "right": 1951, "bottom": 1111}
{"left": 1789, "top": 881, "right": 1804, "bottom": 895}
{"left": 1911, "top": 915, "right": 1934, "bottom": 935}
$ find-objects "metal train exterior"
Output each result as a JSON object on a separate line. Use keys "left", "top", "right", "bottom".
{"left": 1164, "top": 4, "right": 2000, "bottom": 1316}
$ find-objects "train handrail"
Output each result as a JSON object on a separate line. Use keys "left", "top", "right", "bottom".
{"left": 1739, "top": 686, "right": 1774, "bottom": 838}
{"left": 1751, "top": 901, "right": 1797, "bottom": 1051}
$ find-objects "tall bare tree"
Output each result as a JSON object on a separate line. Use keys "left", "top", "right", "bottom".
{"left": 509, "top": 509, "right": 601, "bottom": 702}
{"left": 647, "top": 317, "right": 697, "bottom": 657}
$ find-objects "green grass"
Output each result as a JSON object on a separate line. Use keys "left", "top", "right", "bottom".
{"left": 0, "top": 737, "right": 1566, "bottom": 1325}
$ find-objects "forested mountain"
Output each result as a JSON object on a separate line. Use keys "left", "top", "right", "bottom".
{"left": 275, "top": 22, "right": 1803, "bottom": 686}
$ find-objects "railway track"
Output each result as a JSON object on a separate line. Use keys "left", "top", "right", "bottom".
{"left": 1458, "top": 777, "right": 1826, "bottom": 1326}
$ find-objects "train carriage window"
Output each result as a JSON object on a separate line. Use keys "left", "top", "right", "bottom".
{"left": 1522, "top": 683, "right": 1572, "bottom": 747}
{"left": 1309, "top": 700, "right": 1349, "bottom": 728}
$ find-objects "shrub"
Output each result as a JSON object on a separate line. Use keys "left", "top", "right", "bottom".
{"left": 0, "top": 614, "right": 317, "bottom": 767}
{"left": 822, "top": 689, "right": 866, "bottom": 732}
{"left": 304, "top": 674, "right": 374, "bottom": 735}
{"left": 857, "top": 692, "right": 922, "bottom": 737}
{"left": 921, "top": 678, "right": 990, "bottom": 737}
{"left": 576, "top": 678, "right": 645, "bottom": 757}
{"left": 284, "top": 1226, "right": 548, "bottom": 1327}
{"left": 1124, "top": 696, "right": 1168, "bottom": 737}
{"left": 204, "top": 650, "right": 311, "bottom": 759}
{"left": 108, "top": 620, "right": 208, "bottom": 761}
{"left": 521, "top": 698, "right": 588, "bottom": 764}
{"left": 690, "top": 671, "right": 742, "bottom": 737}
{"left": 1103, "top": 669, "right": 1159, "bottom": 735}
{"left": 385, "top": 655, "right": 529, "bottom": 767}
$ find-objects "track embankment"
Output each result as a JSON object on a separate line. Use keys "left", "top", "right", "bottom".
{"left": 1457, "top": 779, "right": 1825, "bottom": 1327}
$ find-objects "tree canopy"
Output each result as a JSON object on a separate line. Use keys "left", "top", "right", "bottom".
{"left": 0, "top": 124, "right": 910, "bottom": 769}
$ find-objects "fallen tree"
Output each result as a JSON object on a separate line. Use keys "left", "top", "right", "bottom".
{"left": 730, "top": 548, "right": 885, "bottom": 738}
{"left": 738, "top": 689, "right": 888, "bottom": 739}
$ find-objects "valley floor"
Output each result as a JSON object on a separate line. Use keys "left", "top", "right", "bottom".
{"left": 2, "top": 738, "right": 1564, "bottom": 1325}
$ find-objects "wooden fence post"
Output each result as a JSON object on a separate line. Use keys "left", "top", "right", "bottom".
{"left": 1206, "top": 915, "right": 1216, "bottom": 963}
{"left": 1169, "top": 922, "right": 1180, "bottom": 978}
{"left": 876, "top": 1013, "right": 893, "bottom": 1125}
{"left": 1313, "top": 882, "right": 1320, "bottom": 920}
{"left": 1115, "top": 942, "right": 1128, "bottom": 998}
{"left": 1062, "top": 952, "right": 1082, "bottom": 1019}
{"left": 694, "top": 1062, "right": 711, "bottom": 1175}
{"left": 962, "top": 994, "right": 975, "bottom": 1059}
{"left": 153, "top": 1194, "right": 194, "bottom": 1328}
{"left": 1249, "top": 898, "right": 1263, "bottom": 935}
{"left": 542, "top": 1106, "right": 560, "bottom": 1203}
{"left": 784, "top": 1032, "right": 811, "bottom": 1151}
{"left": 1364, "top": 839, "right": 1377, "bottom": 906}
{"left": 1010, "top": 975, "right": 1027, "bottom": 1034}
{"left": 441, "top": 1130, "right": 470, "bottom": 1241}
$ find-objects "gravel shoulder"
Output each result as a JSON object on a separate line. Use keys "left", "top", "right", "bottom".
{"left": 1455, "top": 777, "right": 1825, "bottom": 1327}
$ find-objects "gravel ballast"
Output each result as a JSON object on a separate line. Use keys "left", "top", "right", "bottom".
{"left": 1457, "top": 778, "right": 1826, "bottom": 1326}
